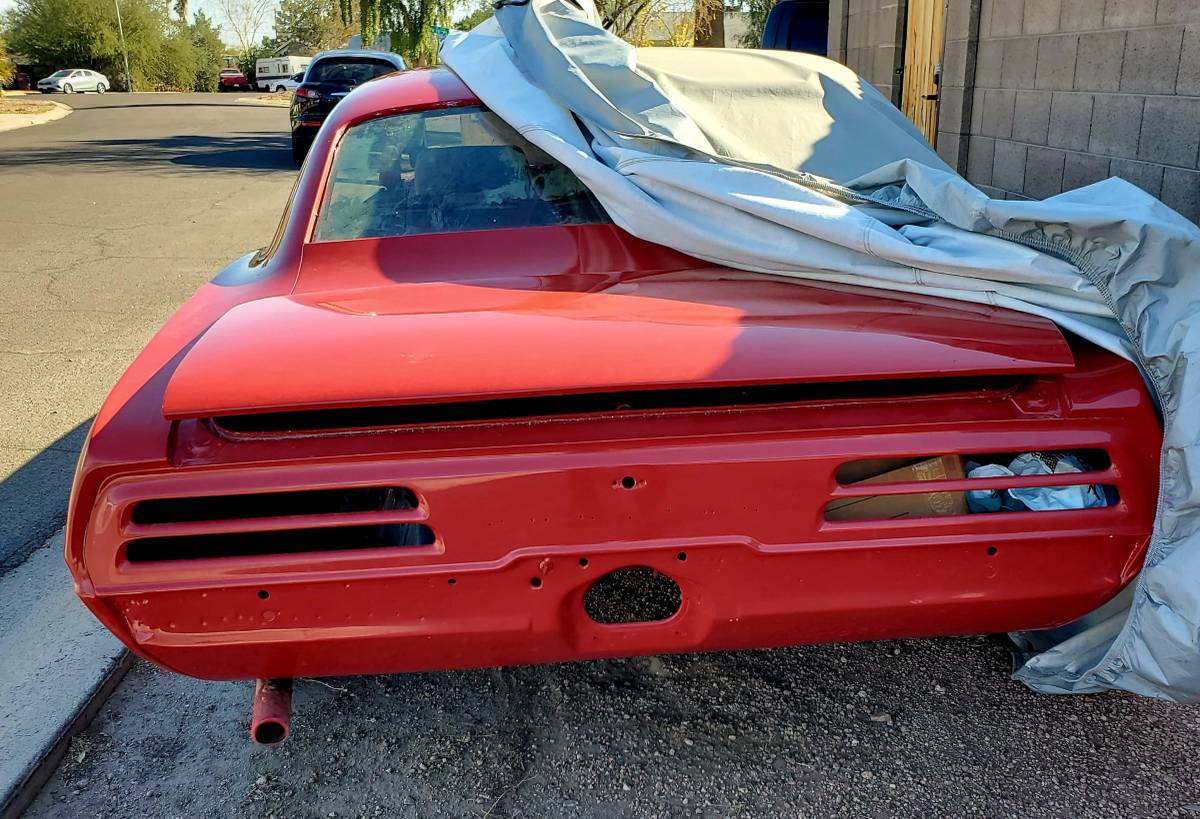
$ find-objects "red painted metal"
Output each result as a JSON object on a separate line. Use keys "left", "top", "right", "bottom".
{"left": 250, "top": 678, "right": 293, "bottom": 745}
{"left": 64, "top": 67, "right": 1163, "bottom": 683}
{"left": 162, "top": 270, "right": 1074, "bottom": 418}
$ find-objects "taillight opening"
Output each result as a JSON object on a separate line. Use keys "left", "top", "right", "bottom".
{"left": 125, "top": 523, "right": 435, "bottom": 562}
{"left": 131, "top": 486, "right": 417, "bottom": 525}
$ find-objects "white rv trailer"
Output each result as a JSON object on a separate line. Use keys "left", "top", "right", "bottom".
{"left": 255, "top": 55, "right": 312, "bottom": 91}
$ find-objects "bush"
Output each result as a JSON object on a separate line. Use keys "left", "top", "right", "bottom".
{"left": 0, "top": 35, "right": 16, "bottom": 93}
{"left": 236, "top": 41, "right": 274, "bottom": 87}
{"left": 151, "top": 27, "right": 201, "bottom": 90}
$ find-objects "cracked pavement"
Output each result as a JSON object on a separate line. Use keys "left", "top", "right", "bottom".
{"left": 0, "top": 92, "right": 295, "bottom": 572}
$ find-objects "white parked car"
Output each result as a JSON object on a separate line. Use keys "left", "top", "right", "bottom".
{"left": 38, "top": 69, "right": 109, "bottom": 94}
{"left": 273, "top": 72, "right": 305, "bottom": 93}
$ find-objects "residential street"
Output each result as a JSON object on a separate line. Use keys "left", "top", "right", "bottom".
{"left": 2, "top": 93, "right": 1199, "bottom": 818}
{"left": 0, "top": 92, "right": 294, "bottom": 573}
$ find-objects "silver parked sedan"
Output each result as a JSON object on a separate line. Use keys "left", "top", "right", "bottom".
{"left": 38, "top": 69, "right": 110, "bottom": 94}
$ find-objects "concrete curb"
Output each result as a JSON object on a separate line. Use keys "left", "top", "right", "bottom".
{"left": 0, "top": 530, "right": 131, "bottom": 819}
{"left": 0, "top": 101, "right": 72, "bottom": 134}
{"left": 236, "top": 95, "right": 291, "bottom": 107}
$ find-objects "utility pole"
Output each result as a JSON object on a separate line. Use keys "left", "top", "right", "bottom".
{"left": 114, "top": 0, "right": 134, "bottom": 92}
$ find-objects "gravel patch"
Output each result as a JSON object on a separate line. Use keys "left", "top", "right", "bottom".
{"left": 238, "top": 94, "right": 292, "bottom": 107}
{"left": 0, "top": 99, "right": 57, "bottom": 115}
{"left": 25, "top": 636, "right": 1200, "bottom": 818}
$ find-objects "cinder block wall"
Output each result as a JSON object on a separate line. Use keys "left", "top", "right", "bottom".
{"left": 834, "top": 0, "right": 908, "bottom": 105}
{"left": 956, "top": 0, "right": 1200, "bottom": 221}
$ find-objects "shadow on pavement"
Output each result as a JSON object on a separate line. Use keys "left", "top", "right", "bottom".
{"left": 0, "top": 133, "right": 295, "bottom": 174}
{"left": 0, "top": 419, "right": 92, "bottom": 575}
{"left": 60, "top": 102, "right": 281, "bottom": 111}
{"left": 48, "top": 102, "right": 274, "bottom": 111}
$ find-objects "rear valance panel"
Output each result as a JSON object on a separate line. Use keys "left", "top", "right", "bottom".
{"left": 162, "top": 273, "right": 1073, "bottom": 419}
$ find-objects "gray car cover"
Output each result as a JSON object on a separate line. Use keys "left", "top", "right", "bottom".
{"left": 440, "top": 0, "right": 1200, "bottom": 700}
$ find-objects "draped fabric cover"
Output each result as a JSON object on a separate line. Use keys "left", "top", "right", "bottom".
{"left": 440, "top": 0, "right": 1200, "bottom": 700}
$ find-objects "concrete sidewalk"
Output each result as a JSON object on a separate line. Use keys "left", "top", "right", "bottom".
{"left": 0, "top": 100, "right": 71, "bottom": 133}
{"left": 0, "top": 531, "right": 130, "bottom": 819}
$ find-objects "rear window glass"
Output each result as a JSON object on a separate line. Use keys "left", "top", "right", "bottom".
{"left": 307, "top": 58, "right": 395, "bottom": 87}
{"left": 312, "top": 106, "right": 611, "bottom": 242}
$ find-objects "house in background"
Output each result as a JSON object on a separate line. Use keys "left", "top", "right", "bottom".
{"left": 818, "top": 0, "right": 1199, "bottom": 222}
{"left": 3, "top": 53, "right": 37, "bottom": 90}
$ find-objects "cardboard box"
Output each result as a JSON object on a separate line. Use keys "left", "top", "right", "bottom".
{"left": 826, "top": 455, "right": 967, "bottom": 521}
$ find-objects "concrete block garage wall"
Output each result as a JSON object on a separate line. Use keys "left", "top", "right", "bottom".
{"left": 829, "top": 0, "right": 908, "bottom": 105}
{"left": 831, "top": 0, "right": 1200, "bottom": 223}
{"left": 949, "top": 0, "right": 1200, "bottom": 221}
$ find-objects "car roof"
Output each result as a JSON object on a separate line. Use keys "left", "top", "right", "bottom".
{"left": 317, "top": 67, "right": 476, "bottom": 131}
{"left": 309, "top": 49, "right": 407, "bottom": 68}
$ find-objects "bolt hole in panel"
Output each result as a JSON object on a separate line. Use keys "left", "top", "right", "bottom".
{"left": 584, "top": 567, "right": 682, "bottom": 624}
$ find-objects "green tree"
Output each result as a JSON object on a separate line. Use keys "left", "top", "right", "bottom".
{"left": 189, "top": 10, "right": 225, "bottom": 90}
{"left": 338, "top": 0, "right": 452, "bottom": 66}
{"left": 276, "top": 0, "right": 358, "bottom": 51}
{"left": 736, "top": 0, "right": 774, "bottom": 46}
{"left": 0, "top": 33, "right": 16, "bottom": 96}
{"left": 152, "top": 23, "right": 202, "bottom": 89}
{"left": 594, "top": 0, "right": 656, "bottom": 39}
{"left": 6, "top": 0, "right": 218, "bottom": 91}
{"left": 236, "top": 36, "right": 277, "bottom": 86}
{"left": 7, "top": 0, "right": 177, "bottom": 90}
{"left": 453, "top": 0, "right": 491, "bottom": 31}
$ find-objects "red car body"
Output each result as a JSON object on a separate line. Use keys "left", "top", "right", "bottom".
{"left": 219, "top": 68, "right": 251, "bottom": 91}
{"left": 66, "top": 68, "right": 1161, "bottom": 682}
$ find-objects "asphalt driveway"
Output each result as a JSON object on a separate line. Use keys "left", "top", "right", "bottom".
{"left": 4, "top": 92, "right": 1199, "bottom": 819}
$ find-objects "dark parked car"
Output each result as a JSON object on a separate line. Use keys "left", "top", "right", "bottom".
{"left": 289, "top": 49, "right": 407, "bottom": 163}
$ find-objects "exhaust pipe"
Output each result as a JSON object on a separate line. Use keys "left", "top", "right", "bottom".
{"left": 250, "top": 678, "right": 293, "bottom": 745}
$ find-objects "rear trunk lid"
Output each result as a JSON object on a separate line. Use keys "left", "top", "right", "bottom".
{"left": 162, "top": 270, "right": 1074, "bottom": 420}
